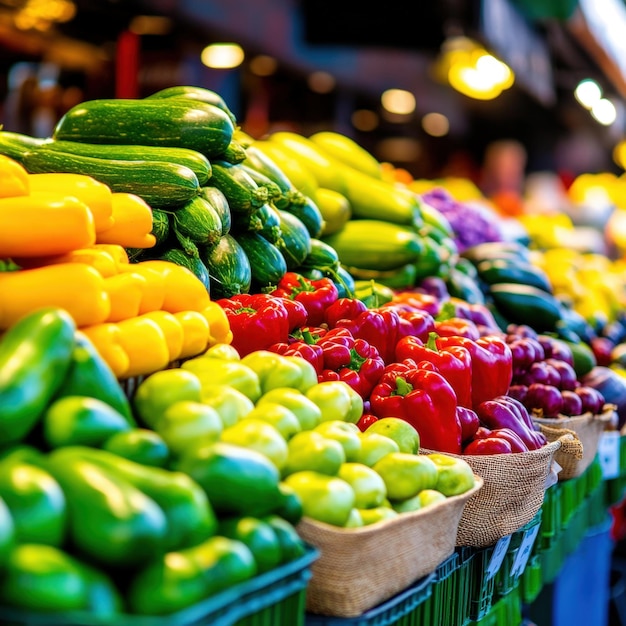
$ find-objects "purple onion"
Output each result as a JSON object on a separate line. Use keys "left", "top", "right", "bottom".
{"left": 508, "top": 384, "right": 528, "bottom": 404}
{"left": 544, "top": 358, "right": 579, "bottom": 391}
{"left": 575, "top": 386, "right": 606, "bottom": 414}
{"left": 416, "top": 276, "right": 449, "bottom": 300}
{"left": 521, "top": 361, "right": 561, "bottom": 387}
{"left": 507, "top": 324, "right": 539, "bottom": 340}
{"left": 537, "top": 335, "right": 575, "bottom": 367}
{"left": 560, "top": 390, "right": 584, "bottom": 417}
{"left": 524, "top": 383, "right": 564, "bottom": 418}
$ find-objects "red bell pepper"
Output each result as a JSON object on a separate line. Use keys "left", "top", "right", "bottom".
{"left": 267, "top": 337, "right": 325, "bottom": 375}
{"left": 436, "top": 334, "right": 513, "bottom": 410}
{"left": 394, "top": 332, "right": 473, "bottom": 408}
{"left": 434, "top": 300, "right": 481, "bottom": 340}
{"left": 386, "top": 291, "right": 442, "bottom": 318}
{"left": 271, "top": 271, "right": 339, "bottom": 327}
{"left": 325, "top": 299, "right": 402, "bottom": 365}
{"left": 310, "top": 327, "right": 386, "bottom": 399}
{"left": 448, "top": 297, "right": 502, "bottom": 332}
{"left": 218, "top": 293, "right": 307, "bottom": 357}
{"left": 379, "top": 303, "right": 436, "bottom": 342}
{"left": 369, "top": 359, "right": 463, "bottom": 453}
{"left": 475, "top": 395, "right": 547, "bottom": 450}
{"left": 456, "top": 405, "right": 480, "bottom": 443}
{"left": 356, "top": 413, "right": 379, "bottom": 432}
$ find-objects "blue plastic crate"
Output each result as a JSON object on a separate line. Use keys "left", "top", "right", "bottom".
{"left": 0, "top": 546, "right": 319, "bottom": 626}
{"left": 305, "top": 573, "right": 435, "bottom": 626}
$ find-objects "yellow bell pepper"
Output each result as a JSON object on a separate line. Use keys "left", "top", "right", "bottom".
{"left": 0, "top": 263, "right": 111, "bottom": 330}
{"left": 116, "top": 314, "right": 171, "bottom": 379}
{"left": 91, "top": 243, "right": 129, "bottom": 266}
{"left": 28, "top": 173, "right": 114, "bottom": 233}
{"left": 200, "top": 301, "right": 233, "bottom": 346}
{"left": 141, "top": 310, "right": 185, "bottom": 363}
{"left": 96, "top": 192, "right": 157, "bottom": 249}
{"left": 173, "top": 310, "right": 211, "bottom": 360}
{"left": 11, "top": 247, "right": 120, "bottom": 277}
{"left": 103, "top": 272, "right": 147, "bottom": 322}
{"left": 80, "top": 322, "right": 130, "bottom": 378}
{"left": 0, "top": 155, "right": 29, "bottom": 198}
{"left": 139, "top": 260, "right": 211, "bottom": 313}
{"left": 116, "top": 262, "right": 166, "bottom": 315}
{"left": 0, "top": 193, "right": 95, "bottom": 258}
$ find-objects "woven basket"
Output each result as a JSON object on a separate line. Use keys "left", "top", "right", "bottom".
{"left": 533, "top": 406, "right": 617, "bottom": 480}
{"left": 423, "top": 435, "right": 575, "bottom": 548}
{"left": 298, "top": 476, "right": 483, "bottom": 618}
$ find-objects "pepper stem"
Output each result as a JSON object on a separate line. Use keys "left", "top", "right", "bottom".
{"left": 394, "top": 376, "right": 413, "bottom": 397}
{"left": 427, "top": 331, "right": 440, "bottom": 352}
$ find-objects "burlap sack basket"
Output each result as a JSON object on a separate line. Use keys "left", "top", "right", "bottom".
{"left": 297, "top": 476, "right": 483, "bottom": 618}
{"left": 422, "top": 435, "right": 575, "bottom": 548}
{"left": 532, "top": 405, "right": 617, "bottom": 480}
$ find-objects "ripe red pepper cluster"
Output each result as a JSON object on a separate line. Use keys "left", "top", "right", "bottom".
{"left": 218, "top": 274, "right": 608, "bottom": 457}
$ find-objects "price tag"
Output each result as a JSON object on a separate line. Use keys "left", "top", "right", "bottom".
{"left": 486, "top": 535, "right": 511, "bottom": 580}
{"left": 598, "top": 431, "right": 620, "bottom": 480}
{"left": 510, "top": 524, "right": 540, "bottom": 578}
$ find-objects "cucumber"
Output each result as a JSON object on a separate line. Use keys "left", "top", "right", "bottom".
{"left": 217, "top": 139, "right": 248, "bottom": 164}
{"left": 243, "top": 144, "right": 301, "bottom": 202}
{"left": 22, "top": 147, "right": 200, "bottom": 210}
{"left": 200, "top": 186, "right": 231, "bottom": 236}
{"left": 322, "top": 220, "right": 424, "bottom": 271}
{"left": 53, "top": 98, "right": 234, "bottom": 159}
{"left": 0, "top": 131, "right": 46, "bottom": 163}
{"left": 201, "top": 234, "right": 252, "bottom": 298}
{"left": 236, "top": 231, "right": 287, "bottom": 290}
{"left": 274, "top": 210, "right": 311, "bottom": 270}
{"left": 444, "top": 267, "right": 486, "bottom": 305}
{"left": 475, "top": 258, "right": 553, "bottom": 293}
{"left": 38, "top": 139, "right": 212, "bottom": 185}
{"left": 488, "top": 283, "right": 564, "bottom": 332}
{"left": 210, "top": 160, "right": 269, "bottom": 216}
{"left": 145, "top": 85, "right": 237, "bottom": 124}
{"left": 158, "top": 248, "right": 211, "bottom": 293}
{"left": 281, "top": 194, "right": 324, "bottom": 238}
{"left": 172, "top": 196, "right": 222, "bottom": 252}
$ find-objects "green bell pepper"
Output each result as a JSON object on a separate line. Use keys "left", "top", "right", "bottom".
{"left": 103, "top": 428, "right": 170, "bottom": 467}
{"left": 240, "top": 350, "right": 318, "bottom": 394}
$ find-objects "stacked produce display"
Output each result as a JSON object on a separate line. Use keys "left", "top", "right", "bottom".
{"left": 0, "top": 84, "right": 624, "bottom": 623}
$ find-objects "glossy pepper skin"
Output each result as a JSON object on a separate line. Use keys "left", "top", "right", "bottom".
{"left": 394, "top": 332, "right": 473, "bottom": 408}
{"left": 436, "top": 334, "right": 513, "bottom": 410}
{"left": 313, "top": 327, "right": 386, "bottom": 399}
{"left": 217, "top": 293, "right": 307, "bottom": 357}
{"left": 369, "top": 359, "right": 463, "bottom": 453}
{"left": 463, "top": 425, "right": 530, "bottom": 454}
{"left": 475, "top": 395, "right": 547, "bottom": 450}
{"left": 271, "top": 271, "right": 339, "bottom": 327}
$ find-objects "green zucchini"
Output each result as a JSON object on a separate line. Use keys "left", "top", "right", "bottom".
{"left": 243, "top": 144, "right": 299, "bottom": 200}
{"left": 488, "top": 283, "right": 564, "bottom": 332}
{"left": 236, "top": 231, "right": 287, "bottom": 289}
{"left": 274, "top": 210, "right": 311, "bottom": 270}
{"left": 145, "top": 85, "right": 237, "bottom": 125}
{"left": 444, "top": 267, "right": 487, "bottom": 305}
{"left": 300, "top": 238, "right": 340, "bottom": 270}
{"left": 475, "top": 258, "right": 553, "bottom": 293}
{"left": 217, "top": 139, "right": 248, "bottom": 164}
{"left": 200, "top": 186, "right": 231, "bottom": 236}
{"left": 232, "top": 203, "right": 281, "bottom": 244}
{"left": 238, "top": 163, "right": 283, "bottom": 203}
{"left": 281, "top": 194, "right": 324, "bottom": 238}
{"left": 201, "top": 234, "right": 252, "bottom": 299}
{"left": 158, "top": 248, "right": 211, "bottom": 293}
{"left": 53, "top": 98, "right": 234, "bottom": 159}
{"left": 322, "top": 220, "right": 424, "bottom": 271}
{"left": 150, "top": 209, "right": 171, "bottom": 247}
{"left": 209, "top": 160, "right": 269, "bottom": 216}
{"left": 22, "top": 147, "right": 200, "bottom": 209}
{"left": 38, "top": 139, "right": 212, "bottom": 185}
{"left": 0, "top": 131, "right": 46, "bottom": 163}
{"left": 172, "top": 196, "right": 222, "bottom": 252}
{"left": 461, "top": 241, "right": 531, "bottom": 265}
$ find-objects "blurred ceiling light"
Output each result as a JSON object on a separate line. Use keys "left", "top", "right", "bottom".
{"left": 308, "top": 71, "right": 335, "bottom": 93}
{"left": 422, "top": 112, "right": 449, "bottom": 137}
{"left": 14, "top": 0, "right": 76, "bottom": 31}
{"left": 591, "top": 97, "right": 617, "bottom": 125}
{"left": 438, "top": 36, "right": 514, "bottom": 100}
{"left": 352, "top": 109, "right": 379, "bottom": 131}
{"left": 574, "top": 78, "right": 602, "bottom": 109}
{"left": 249, "top": 54, "right": 278, "bottom": 77}
{"left": 376, "top": 137, "right": 421, "bottom": 162}
{"left": 130, "top": 15, "right": 172, "bottom": 35}
{"left": 201, "top": 43, "right": 244, "bottom": 69}
{"left": 381, "top": 89, "right": 416, "bottom": 115}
